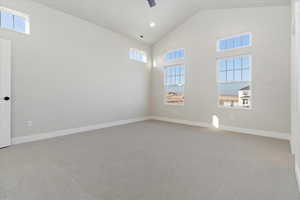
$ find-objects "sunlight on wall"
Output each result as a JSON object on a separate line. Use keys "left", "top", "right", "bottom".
{"left": 212, "top": 115, "right": 219, "bottom": 128}
{"left": 153, "top": 60, "right": 157, "bottom": 67}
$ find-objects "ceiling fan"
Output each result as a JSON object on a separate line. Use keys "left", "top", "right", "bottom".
{"left": 147, "top": 0, "right": 156, "bottom": 8}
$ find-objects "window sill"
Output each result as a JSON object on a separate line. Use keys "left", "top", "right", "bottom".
{"left": 218, "top": 105, "right": 252, "bottom": 110}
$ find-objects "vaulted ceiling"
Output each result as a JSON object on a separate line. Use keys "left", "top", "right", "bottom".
{"left": 32, "top": 0, "right": 290, "bottom": 44}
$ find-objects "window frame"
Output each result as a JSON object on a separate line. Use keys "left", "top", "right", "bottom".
{"left": 216, "top": 32, "right": 252, "bottom": 52}
{"left": 0, "top": 7, "right": 30, "bottom": 34}
{"left": 216, "top": 54, "right": 253, "bottom": 110}
{"left": 164, "top": 63, "right": 186, "bottom": 106}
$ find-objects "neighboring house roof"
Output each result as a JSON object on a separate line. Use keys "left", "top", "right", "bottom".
{"left": 240, "top": 86, "right": 250, "bottom": 91}
{"left": 219, "top": 82, "right": 250, "bottom": 96}
{"left": 240, "top": 96, "right": 250, "bottom": 99}
{"left": 219, "top": 95, "right": 239, "bottom": 101}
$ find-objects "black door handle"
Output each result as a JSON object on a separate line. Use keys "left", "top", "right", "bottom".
{"left": 4, "top": 97, "right": 10, "bottom": 101}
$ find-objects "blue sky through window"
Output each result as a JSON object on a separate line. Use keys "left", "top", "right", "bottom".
{"left": 14, "top": 15, "right": 26, "bottom": 33}
{"left": 218, "top": 33, "right": 251, "bottom": 51}
{"left": 1, "top": 11, "right": 13, "bottom": 30}
{"left": 165, "top": 49, "right": 184, "bottom": 62}
{"left": 165, "top": 65, "right": 185, "bottom": 86}
{"left": 129, "top": 48, "right": 147, "bottom": 63}
{"left": 218, "top": 56, "right": 251, "bottom": 82}
{"left": 0, "top": 8, "right": 29, "bottom": 34}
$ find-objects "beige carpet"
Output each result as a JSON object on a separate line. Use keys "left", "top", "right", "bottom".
{"left": 0, "top": 120, "right": 299, "bottom": 200}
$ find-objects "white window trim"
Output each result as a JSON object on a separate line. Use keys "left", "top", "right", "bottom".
{"left": 216, "top": 55, "right": 253, "bottom": 110}
{"left": 164, "top": 64, "right": 186, "bottom": 106}
{"left": 0, "top": 6, "right": 30, "bottom": 34}
{"left": 216, "top": 32, "right": 252, "bottom": 52}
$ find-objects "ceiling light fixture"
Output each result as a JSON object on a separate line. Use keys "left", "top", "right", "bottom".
{"left": 147, "top": 0, "right": 156, "bottom": 8}
{"left": 150, "top": 22, "right": 156, "bottom": 28}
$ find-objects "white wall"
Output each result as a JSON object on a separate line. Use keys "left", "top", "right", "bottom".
{"left": 151, "top": 6, "right": 291, "bottom": 134}
{"left": 0, "top": 0, "right": 151, "bottom": 138}
{"left": 291, "top": 0, "right": 297, "bottom": 155}
{"left": 292, "top": 0, "right": 300, "bottom": 173}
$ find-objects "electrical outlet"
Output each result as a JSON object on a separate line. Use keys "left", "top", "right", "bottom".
{"left": 27, "top": 121, "right": 33, "bottom": 127}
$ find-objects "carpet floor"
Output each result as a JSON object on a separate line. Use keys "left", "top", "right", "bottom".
{"left": 0, "top": 120, "right": 299, "bottom": 200}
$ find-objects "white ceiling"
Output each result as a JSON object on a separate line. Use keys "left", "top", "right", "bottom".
{"left": 31, "top": 0, "right": 290, "bottom": 44}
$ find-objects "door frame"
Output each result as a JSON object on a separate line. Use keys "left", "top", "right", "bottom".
{"left": 0, "top": 38, "right": 11, "bottom": 148}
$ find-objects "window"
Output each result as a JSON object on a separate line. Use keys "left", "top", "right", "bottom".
{"left": 218, "top": 56, "right": 251, "bottom": 82}
{"left": 164, "top": 65, "right": 185, "bottom": 105}
{"left": 165, "top": 49, "right": 184, "bottom": 62}
{"left": 129, "top": 48, "right": 147, "bottom": 63}
{"left": 0, "top": 7, "right": 30, "bottom": 34}
{"left": 217, "top": 33, "right": 251, "bottom": 51}
{"left": 217, "top": 55, "right": 252, "bottom": 109}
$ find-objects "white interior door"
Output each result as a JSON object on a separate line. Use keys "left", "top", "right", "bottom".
{"left": 0, "top": 39, "right": 11, "bottom": 148}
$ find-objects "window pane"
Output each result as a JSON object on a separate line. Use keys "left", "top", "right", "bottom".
{"left": 220, "top": 40, "right": 226, "bottom": 50}
{"left": 169, "top": 52, "right": 173, "bottom": 60}
{"left": 14, "top": 15, "right": 26, "bottom": 33}
{"left": 241, "top": 34, "right": 250, "bottom": 46}
{"left": 176, "top": 51, "right": 180, "bottom": 59}
{"left": 179, "top": 49, "right": 184, "bottom": 58}
{"left": 129, "top": 49, "right": 147, "bottom": 63}
{"left": 234, "top": 57, "right": 242, "bottom": 70}
{"left": 242, "top": 56, "right": 250, "bottom": 69}
{"left": 219, "top": 71, "right": 227, "bottom": 82}
{"left": 227, "top": 58, "right": 234, "bottom": 70}
{"left": 1, "top": 11, "right": 14, "bottom": 29}
{"left": 234, "top": 37, "right": 240, "bottom": 48}
{"left": 242, "top": 69, "right": 250, "bottom": 81}
{"left": 218, "top": 33, "right": 251, "bottom": 51}
{"left": 166, "top": 49, "right": 185, "bottom": 61}
{"left": 217, "top": 55, "right": 251, "bottom": 109}
{"left": 219, "top": 60, "right": 227, "bottom": 71}
{"left": 227, "top": 70, "right": 234, "bottom": 81}
{"left": 227, "top": 38, "right": 234, "bottom": 49}
{"left": 180, "top": 75, "right": 184, "bottom": 85}
{"left": 218, "top": 82, "right": 251, "bottom": 109}
{"left": 165, "top": 65, "right": 185, "bottom": 105}
{"left": 172, "top": 52, "right": 175, "bottom": 60}
{"left": 234, "top": 70, "right": 242, "bottom": 81}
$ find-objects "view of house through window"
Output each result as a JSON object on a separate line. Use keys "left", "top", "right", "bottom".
{"left": 217, "top": 55, "right": 251, "bottom": 109}
{"left": 164, "top": 65, "right": 185, "bottom": 105}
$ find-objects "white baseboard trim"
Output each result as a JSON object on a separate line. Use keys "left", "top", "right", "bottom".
{"left": 295, "top": 162, "right": 300, "bottom": 193}
{"left": 149, "top": 116, "right": 290, "bottom": 141}
{"left": 12, "top": 116, "right": 290, "bottom": 145}
{"left": 150, "top": 116, "right": 213, "bottom": 128}
{"left": 290, "top": 136, "right": 296, "bottom": 155}
{"left": 12, "top": 117, "right": 150, "bottom": 145}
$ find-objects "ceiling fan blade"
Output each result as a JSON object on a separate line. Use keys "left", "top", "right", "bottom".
{"left": 147, "top": 0, "right": 156, "bottom": 7}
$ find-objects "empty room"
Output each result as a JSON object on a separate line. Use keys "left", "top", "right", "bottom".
{"left": 1, "top": 0, "right": 300, "bottom": 199}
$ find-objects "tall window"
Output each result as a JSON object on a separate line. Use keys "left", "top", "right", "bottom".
{"left": 164, "top": 48, "right": 185, "bottom": 105}
{"left": 165, "top": 65, "right": 185, "bottom": 105}
{"left": 129, "top": 48, "right": 147, "bottom": 63}
{"left": 217, "top": 55, "right": 252, "bottom": 109}
{"left": 0, "top": 7, "right": 30, "bottom": 34}
{"left": 217, "top": 33, "right": 251, "bottom": 52}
